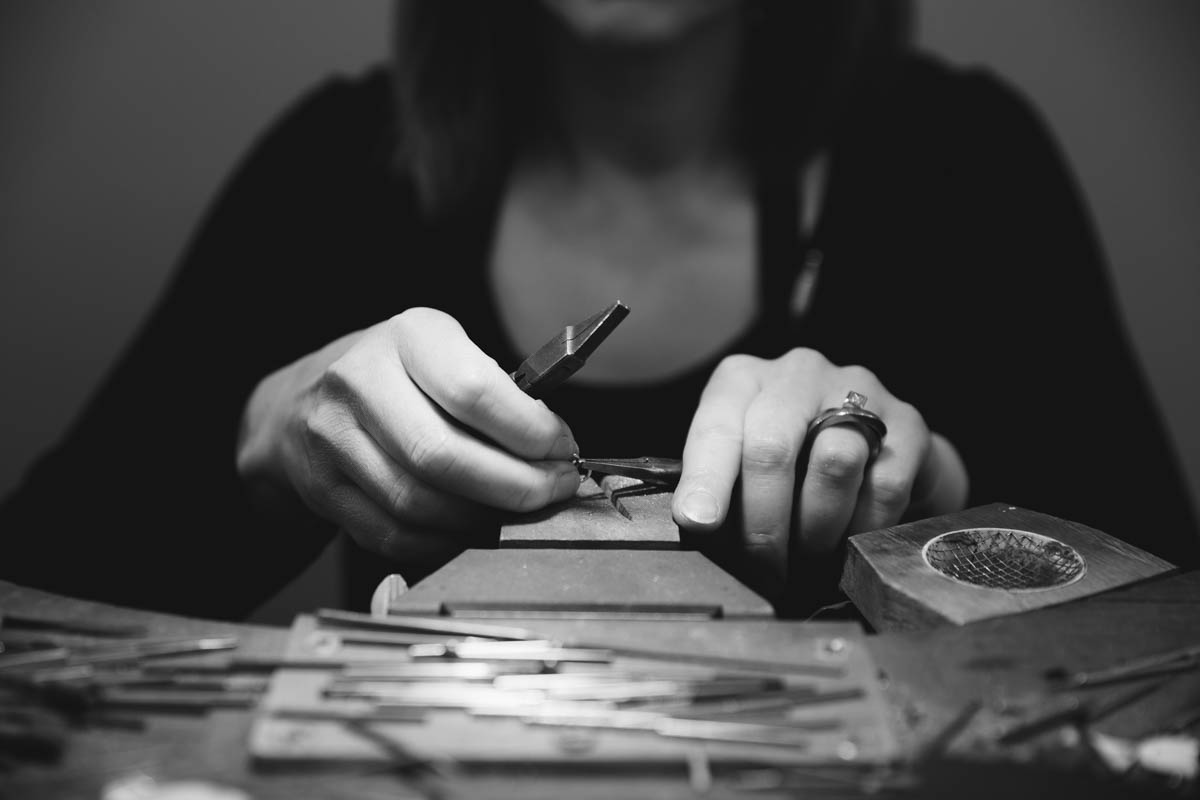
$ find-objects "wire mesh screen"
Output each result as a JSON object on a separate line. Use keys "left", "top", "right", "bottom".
{"left": 923, "top": 528, "right": 1086, "bottom": 590}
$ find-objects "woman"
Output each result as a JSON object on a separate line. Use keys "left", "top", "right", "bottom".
{"left": 2, "top": 0, "right": 1194, "bottom": 617}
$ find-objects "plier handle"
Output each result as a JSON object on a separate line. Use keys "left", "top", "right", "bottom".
{"left": 509, "top": 301, "right": 630, "bottom": 399}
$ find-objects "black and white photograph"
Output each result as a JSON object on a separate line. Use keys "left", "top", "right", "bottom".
{"left": 1, "top": 2, "right": 1198, "bottom": 797}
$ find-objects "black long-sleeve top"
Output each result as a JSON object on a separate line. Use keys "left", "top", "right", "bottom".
{"left": 2, "top": 54, "right": 1195, "bottom": 618}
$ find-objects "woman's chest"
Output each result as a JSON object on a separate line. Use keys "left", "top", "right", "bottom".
{"left": 487, "top": 168, "right": 759, "bottom": 384}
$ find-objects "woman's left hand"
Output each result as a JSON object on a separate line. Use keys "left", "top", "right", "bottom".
{"left": 672, "top": 348, "right": 967, "bottom": 593}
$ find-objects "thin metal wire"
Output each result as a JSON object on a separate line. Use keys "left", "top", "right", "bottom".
{"left": 924, "top": 528, "right": 1085, "bottom": 590}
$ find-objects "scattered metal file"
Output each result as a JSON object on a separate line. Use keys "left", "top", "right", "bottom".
{"left": 911, "top": 698, "right": 982, "bottom": 765}
{"left": 1045, "top": 642, "right": 1200, "bottom": 690}
{"left": 408, "top": 640, "right": 613, "bottom": 663}
{"left": 327, "top": 684, "right": 550, "bottom": 710}
{"left": 490, "top": 671, "right": 729, "bottom": 691}
{"left": 0, "top": 613, "right": 147, "bottom": 638}
{"left": 524, "top": 710, "right": 819, "bottom": 749}
{"left": 584, "top": 642, "right": 848, "bottom": 680}
{"left": 0, "top": 637, "right": 238, "bottom": 672}
{"left": 308, "top": 629, "right": 473, "bottom": 652}
{"left": 440, "top": 601, "right": 721, "bottom": 620}
{"left": 316, "top": 609, "right": 538, "bottom": 641}
{"left": 0, "top": 629, "right": 250, "bottom": 761}
{"left": 656, "top": 687, "right": 864, "bottom": 719}
{"left": 996, "top": 680, "right": 1168, "bottom": 746}
{"left": 270, "top": 705, "right": 428, "bottom": 723}
{"left": 338, "top": 662, "right": 552, "bottom": 681}
{"left": 509, "top": 300, "right": 630, "bottom": 398}
{"left": 338, "top": 718, "right": 451, "bottom": 799}
{"left": 0, "top": 647, "right": 70, "bottom": 671}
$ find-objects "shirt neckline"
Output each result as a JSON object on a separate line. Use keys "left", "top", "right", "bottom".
{"left": 440, "top": 157, "right": 806, "bottom": 392}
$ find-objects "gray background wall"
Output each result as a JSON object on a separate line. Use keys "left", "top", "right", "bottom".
{"left": 1, "top": 2, "right": 1197, "bottom": 622}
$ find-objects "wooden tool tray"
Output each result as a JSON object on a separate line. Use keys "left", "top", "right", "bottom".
{"left": 250, "top": 614, "right": 898, "bottom": 768}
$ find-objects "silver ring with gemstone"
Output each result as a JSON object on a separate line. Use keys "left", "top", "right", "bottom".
{"left": 806, "top": 391, "right": 888, "bottom": 463}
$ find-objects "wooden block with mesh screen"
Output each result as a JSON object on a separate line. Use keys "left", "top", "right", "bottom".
{"left": 839, "top": 503, "right": 1175, "bottom": 632}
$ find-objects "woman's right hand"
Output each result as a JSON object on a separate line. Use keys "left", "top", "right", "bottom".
{"left": 236, "top": 307, "right": 581, "bottom": 563}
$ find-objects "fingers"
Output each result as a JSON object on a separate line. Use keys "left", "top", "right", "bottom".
{"left": 844, "top": 401, "right": 929, "bottom": 535}
{"left": 679, "top": 349, "right": 941, "bottom": 592}
{"left": 321, "top": 321, "right": 579, "bottom": 514}
{"left": 673, "top": 356, "right": 762, "bottom": 531}
{"left": 737, "top": 364, "right": 823, "bottom": 581}
{"left": 797, "top": 425, "right": 871, "bottom": 552}
{"left": 273, "top": 307, "right": 590, "bottom": 567}
{"left": 391, "top": 309, "right": 576, "bottom": 460}
{"left": 316, "top": 376, "right": 579, "bottom": 513}
{"left": 798, "top": 388, "right": 930, "bottom": 550}
{"left": 792, "top": 365, "right": 895, "bottom": 552}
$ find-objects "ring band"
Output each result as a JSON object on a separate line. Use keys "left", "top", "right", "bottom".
{"left": 806, "top": 391, "right": 888, "bottom": 462}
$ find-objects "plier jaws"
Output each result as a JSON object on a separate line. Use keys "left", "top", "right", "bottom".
{"left": 573, "top": 456, "right": 683, "bottom": 488}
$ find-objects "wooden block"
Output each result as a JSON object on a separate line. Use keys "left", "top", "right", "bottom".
{"left": 840, "top": 503, "right": 1176, "bottom": 632}
{"left": 500, "top": 477, "right": 680, "bottom": 549}
{"left": 383, "top": 548, "right": 774, "bottom": 620}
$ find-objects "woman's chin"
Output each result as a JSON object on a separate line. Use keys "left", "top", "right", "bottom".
{"left": 538, "top": 0, "right": 739, "bottom": 46}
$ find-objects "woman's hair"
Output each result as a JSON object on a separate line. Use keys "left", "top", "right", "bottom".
{"left": 392, "top": 0, "right": 911, "bottom": 217}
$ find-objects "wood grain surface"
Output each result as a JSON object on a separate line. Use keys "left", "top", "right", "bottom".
{"left": 840, "top": 504, "right": 1176, "bottom": 632}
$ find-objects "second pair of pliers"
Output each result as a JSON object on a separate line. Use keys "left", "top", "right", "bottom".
{"left": 572, "top": 457, "right": 682, "bottom": 520}
{"left": 572, "top": 456, "right": 683, "bottom": 490}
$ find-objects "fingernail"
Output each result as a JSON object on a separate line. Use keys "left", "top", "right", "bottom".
{"left": 681, "top": 489, "right": 720, "bottom": 525}
{"left": 550, "top": 433, "right": 578, "bottom": 460}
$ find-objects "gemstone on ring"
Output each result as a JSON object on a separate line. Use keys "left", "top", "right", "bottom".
{"left": 808, "top": 392, "right": 888, "bottom": 463}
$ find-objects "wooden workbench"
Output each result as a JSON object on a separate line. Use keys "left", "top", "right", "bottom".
{"left": 2, "top": 572, "right": 1198, "bottom": 799}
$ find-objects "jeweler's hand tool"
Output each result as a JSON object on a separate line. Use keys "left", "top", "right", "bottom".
{"left": 573, "top": 457, "right": 683, "bottom": 489}
{"left": 573, "top": 456, "right": 683, "bottom": 520}
{"left": 509, "top": 301, "right": 630, "bottom": 398}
